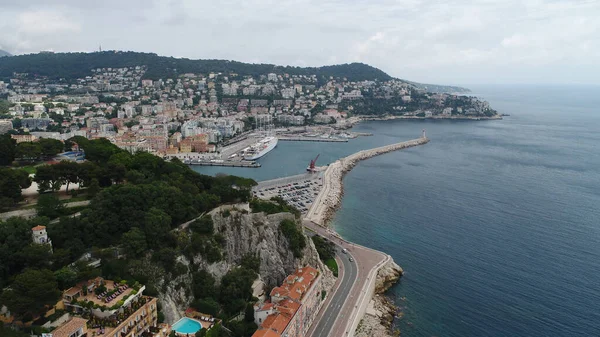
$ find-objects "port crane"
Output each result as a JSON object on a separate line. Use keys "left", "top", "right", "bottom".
{"left": 307, "top": 154, "right": 320, "bottom": 172}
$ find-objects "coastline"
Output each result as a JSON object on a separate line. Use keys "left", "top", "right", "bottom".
{"left": 304, "top": 136, "right": 429, "bottom": 336}
{"left": 358, "top": 114, "right": 502, "bottom": 121}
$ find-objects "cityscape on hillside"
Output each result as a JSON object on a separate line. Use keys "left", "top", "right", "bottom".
{"left": 0, "top": 52, "right": 496, "bottom": 159}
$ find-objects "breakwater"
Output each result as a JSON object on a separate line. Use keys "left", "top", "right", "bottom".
{"left": 279, "top": 137, "right": 348, "bottom": 142}
{"left": 185, "top": 160, "right": 261, "bottom": 168}
{"left": 305, "top": 136, "right": 429, "bottom": 226}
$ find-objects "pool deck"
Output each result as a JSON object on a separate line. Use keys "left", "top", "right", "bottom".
{"left": 172, "top": 317, "right": 212, "bottom": 335}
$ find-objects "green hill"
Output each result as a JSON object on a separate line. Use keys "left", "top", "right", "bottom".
{"left": 405, "top": 80, "right": 470, "bottom": 93}
{"left": 0, "top": 50, "right": 11, "bottom": 58}
{"left": 0, "top": 51, "right": 392, "bottom": 82}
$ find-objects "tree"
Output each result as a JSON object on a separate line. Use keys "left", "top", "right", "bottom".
{"left": 0, "top": 324, "right": 30, "bottom": 337}
{"left": 191, "top": 298, "right": 219, "bottom": 317}
{"left": 206, "top": 323, "right": 223, "bottom": 337}
{"left": 0, "top": 168, "right": 31, "bottom": 209}
{"left": 54, "top": 266, "right": 78, "bottom": 290}
{"left": 15, "top": 142, "right": 42, "bottom": 161}
{"left": 18, "top": 244, "right": 52, "bottom": 269}
{"left": 12, "top": 118, "right": 22, "bottom": 129}
{"left": 219, "top": 267, "right": 257, "bottom": 315}
{"left": 34, "top": 165, "right": 64, "bottom": 192}
{"left": 192, "top": 270, "right": 216, "bottom": 299}
{"left": 121, "top": 227, "right": 148, "bottom": 257}
{"left": 54, "top": 161, "right": 80, "bottom": 192}
{"left": 311, "top": 235, "right": 335, "bottom": 261}
{"left": 38, "top": 138, "right": 64, "bottom": 158}
{"left": 36, "top": 193, "right": 64, "bottom": 218}
{"left": 279, "top": 219, "right": 306, "bottom": 258}
{"left": 0, "top": 134, "right": 16, "bottom": 165}
{"left": 189, "top": 215, "right": 214, "bottom": 235}
{"left": 144, "top": 208, "right": 172, "bottom": 247}
{"left": 0, "top": 269, "right": 61, "bottom": 319}
{"left": 244, "top": 302, "right": 255, "bottom": 322}
{"left": 0, "top": 99, "right": 10, "bottom": 114}
{"left": 87, "top": 178, "right": 100, "bottom": 197}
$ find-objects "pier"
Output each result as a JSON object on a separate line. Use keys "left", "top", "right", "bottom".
{"left": 185, "top": 160, "right": 261, "bottom": 168}
{"left": 279, "top": 137, "right": 348, "bottom": 142}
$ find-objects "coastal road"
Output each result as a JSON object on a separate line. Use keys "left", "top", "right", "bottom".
{"left": 309, "top": 246, "right": 357, "bottom": 337}
{"left": 304, "top": 220, "right": 388, "bottom": 337}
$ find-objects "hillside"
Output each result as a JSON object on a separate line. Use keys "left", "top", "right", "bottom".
{"left": 0, "top": 50, "right": 11, "bottom": 58}
{"left": 406, "top": 80, "right": 470, "bottom": 93}
{"left": 0, "top": 51, "right": 392, "bottom": 82}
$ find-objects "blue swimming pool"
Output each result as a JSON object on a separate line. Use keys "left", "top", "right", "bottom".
{"left": 172, "top": 317, "right": 202, "bottom": 334}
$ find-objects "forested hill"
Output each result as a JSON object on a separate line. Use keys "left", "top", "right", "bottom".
{"left": 0, "top": 51, "right": 392, "bottom": 82}
{"left": 0, "top": 50, "right": 11, "bottom": 57}
{"left": 406, "top": 80, "right": 471, "bottom": 93}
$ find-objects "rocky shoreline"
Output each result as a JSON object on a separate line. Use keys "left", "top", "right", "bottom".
{"left": 355, "top": 260, "right": 404, "bottom": 337}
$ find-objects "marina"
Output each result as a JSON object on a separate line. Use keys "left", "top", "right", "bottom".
{"left": 185, "top": 160, "right": 261, "bottom": 168}
{"left": 279, "top": 137, "right": 348, "bottom": 142}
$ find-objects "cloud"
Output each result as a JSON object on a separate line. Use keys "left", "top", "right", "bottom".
{"left": 0, "top": 0, "right": 598, "bottom": 84}
{"left": 17, "top": 10, "right": 81, "bottom": 35}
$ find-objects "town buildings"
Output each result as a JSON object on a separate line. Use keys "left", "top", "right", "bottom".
{"left": 60, "top": 277, "right": 163, "bottom": 337}
{"left": 48, "top": 317, "right": 88, "bottom": 337}
{"left": 252, "top": 266, "right": 323, "bottom": 337}
{"left": 1, "top": 63, "right": 494, "bottom": 156}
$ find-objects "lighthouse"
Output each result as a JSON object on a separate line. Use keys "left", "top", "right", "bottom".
{"left": 422, "top": 129, "right": 426, "bottom": 139}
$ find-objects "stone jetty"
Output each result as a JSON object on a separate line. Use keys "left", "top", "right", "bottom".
{"left": 305, "top": 136, "right": 429, "bottom": 226}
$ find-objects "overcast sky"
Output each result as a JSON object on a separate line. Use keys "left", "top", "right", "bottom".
{"left": 0, "top": 0, "right": 598, "bottom": 85}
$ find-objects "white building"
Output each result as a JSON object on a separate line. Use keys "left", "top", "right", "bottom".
{"left": 281, "top": 88, "right": 296, "bottom": 99}
{"left": 32, "top": 225, "right": 52, "bottom": 251}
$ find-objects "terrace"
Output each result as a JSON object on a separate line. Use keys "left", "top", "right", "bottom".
{"left": 63, "top": 278, "right": 144, "bottom": 316}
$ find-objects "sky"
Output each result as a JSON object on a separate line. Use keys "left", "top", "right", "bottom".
{"left": 0, "top": 0, "right": 598, "bottom": 85}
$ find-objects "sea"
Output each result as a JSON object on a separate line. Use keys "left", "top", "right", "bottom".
{"left": 192, "top": 84, "right": 600, "bottom": 337}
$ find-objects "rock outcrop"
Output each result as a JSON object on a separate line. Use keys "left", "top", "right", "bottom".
{"left": 138, "top": 205, "right": 333, "bottom": 323}
{"left": 355, "top": 259, "right": 403, "bottom": 337}
{"left": 375, "top": 260, "right": 403, "bottom": 294}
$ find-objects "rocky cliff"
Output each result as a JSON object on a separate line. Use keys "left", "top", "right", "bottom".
{"left": 134, "top": 204, "right": 332, "bottom": 323}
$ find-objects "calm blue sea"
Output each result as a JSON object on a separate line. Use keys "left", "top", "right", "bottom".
{"left": 193, "top": 85, "right": 600, "bottom": 337}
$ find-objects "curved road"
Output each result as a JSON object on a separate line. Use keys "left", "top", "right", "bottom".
{"left": 304, "top": 220, "right": 388, "bottom": 337}
{"left": 310, "top": 247, "right": 357, "bottom": 337}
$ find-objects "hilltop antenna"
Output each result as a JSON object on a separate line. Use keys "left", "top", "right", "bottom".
{"left": 99, "top": 44, "right": 102, "bottom": 52}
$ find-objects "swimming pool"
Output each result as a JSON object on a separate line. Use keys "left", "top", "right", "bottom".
{"left": 172, "top": 317, "right": 202, "bottom": 334}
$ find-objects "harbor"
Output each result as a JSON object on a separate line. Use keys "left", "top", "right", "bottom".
{"left": 278, "top": 137, "right": 348, "bottom": 142}
{"left": 185, "top": 160, "right": 261, "bottom": 168}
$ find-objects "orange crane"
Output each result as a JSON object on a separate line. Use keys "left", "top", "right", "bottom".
{"left": 307, "top": 154, "right": 320, "bottom": 172}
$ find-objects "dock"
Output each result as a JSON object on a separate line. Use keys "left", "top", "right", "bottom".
{"left": 279, "top": 137, "right": 348, "bottom": 143}
{"left": 186, "top": 160, "right": 261, "bottom": 168}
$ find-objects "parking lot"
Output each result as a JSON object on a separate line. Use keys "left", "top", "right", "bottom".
{"left": 252, "top": 172, "right": 324, "bottom": 214}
